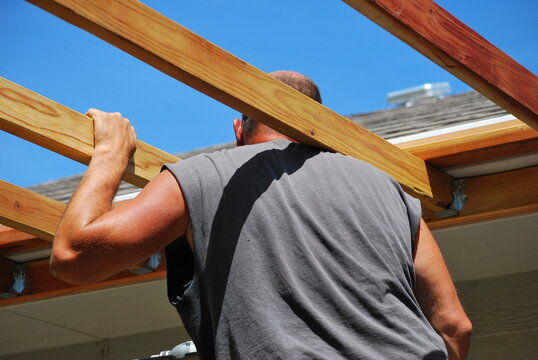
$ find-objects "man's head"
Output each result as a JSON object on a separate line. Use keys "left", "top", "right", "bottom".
{"left": 234, "top": 70, "right": 322, "bottom": 145}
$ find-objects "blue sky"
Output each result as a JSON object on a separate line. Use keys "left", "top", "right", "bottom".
{"left": 1, "top": 0, "right": 536, "bottom": 187}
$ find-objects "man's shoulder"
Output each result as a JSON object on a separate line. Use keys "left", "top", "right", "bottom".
{"left": 186, "top": 139, "right": 294, "bottom": 163}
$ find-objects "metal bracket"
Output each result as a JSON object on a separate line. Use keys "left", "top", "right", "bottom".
{"left": 130, "top": 253, "right": 162, "bottom": 275}
{"left": 434, "top": 179, "right": 468, "bottom": 218}
{"left": 0, "top": 264, "right": 28, "bottom": 299}
{"left": 148, "top": 340, "right": 198, "bottom": 359}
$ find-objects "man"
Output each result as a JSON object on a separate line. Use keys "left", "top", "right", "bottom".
{"left": 51, "top": 71, "right": 471, "bottom": 359}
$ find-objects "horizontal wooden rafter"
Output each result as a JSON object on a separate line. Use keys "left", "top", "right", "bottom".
{"left": 0, "top": 258, "right": 166, "bottom": 306}
{"left": 427, "top": 166, "right": 538, "bottom": 228}
{"left": 342, "top": 0, "right": 538, "bottom": 130}
{"left": 0, "top": 77, "right": 179, "bottom": 188}
{"left": 25, "top": 0, "right": 453, "bottom": 212}
{"left": 0, "top": 233, "right": 49, "bottom": 257}
{"left": 401, "top": 119, "right": 538, "bottom": 167}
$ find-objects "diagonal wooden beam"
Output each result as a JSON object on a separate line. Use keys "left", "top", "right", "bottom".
{"left": 0, "top": 77, "right": 179, "bottom": 188}
{"left": 0, "top": 181, "right": 165, "bottom": 303}
{"left": 0, "top": 181, "right": 135, "bottom": 242}
{"left": 24, "top": 0, "right": 453, "bottom": 212}
{"left": 342, "top": 0, "right": 538, "bottom": 130}
{"left": 0, "top": 180, "right": 64, "bottom": 242}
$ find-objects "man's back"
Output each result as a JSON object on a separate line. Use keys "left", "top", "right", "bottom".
{"left": 165, "top": 139, "right": 447, "bottom": 359}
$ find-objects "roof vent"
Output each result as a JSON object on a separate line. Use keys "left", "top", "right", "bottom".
{"left": 387, "top": 82, "right": 451, "bottom": 107}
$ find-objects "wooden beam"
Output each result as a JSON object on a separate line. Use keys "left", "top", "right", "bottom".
{"left": 0, "top": 182, "right": 133, "bottom": 244}
{"left": 342, "top": 0, "right": 538, "bottom": 130}
{"left": 24, "top": 0, "right": 453, "bottom": 212}
{"left": 0, "top": 180, "right": 65, "bottom": 242}
{"left": 0, "top": 77, "right": 179, "bottom": 188}
{"left": 0, "top": 233, "right": 49, "bottom": 257}
{"left": 0, "top": 224, "right": 39, "bottom": 246}
{"left": 427, "top": 166, "right": 538, "bottom": 229}
{"left": 400, "top": 119, "right": 538, "bottom": 167}
{"left": 0, "top": 182, "right": 166, "bottom": 304}
{"left": 0, "top": 258, "right": 166, "bottom": 306}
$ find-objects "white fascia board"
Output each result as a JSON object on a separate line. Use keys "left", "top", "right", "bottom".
{"left": 445, "top": 151, "right": 538, "bottom": 178}
{"left": 388, "top": 114, "right": 517, "bottom": 144}
{"left": 6, "top": 247, "right": 52, "bottom": 263}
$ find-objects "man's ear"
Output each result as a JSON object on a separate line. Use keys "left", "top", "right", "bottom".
{"left": 233, "top": 118, "right": 244, "bottom": 146}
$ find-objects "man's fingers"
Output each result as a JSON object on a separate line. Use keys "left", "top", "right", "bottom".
{"left": 86, "top": 109, "right": 124, "bottom": 119}
{"left": 86, "top": 108, "right": 99, "bottom": 117}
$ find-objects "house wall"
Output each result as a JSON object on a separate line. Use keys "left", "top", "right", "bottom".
{"left": 458, "top": 270, "right": 538, "bottom": 360}
{"left": 0, "top": 327, "right": 192, "bottom": 360}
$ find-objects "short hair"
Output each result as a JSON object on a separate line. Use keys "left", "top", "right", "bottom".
{"left": 242, "top": 71, "right": 322, "bottom": 139}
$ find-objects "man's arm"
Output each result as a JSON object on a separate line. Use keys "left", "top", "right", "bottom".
{"left": 413, "top": 218, "right": 472, "bottom": 359}
{"left": 51, "top": 109, "right": 189, "bottom": 285}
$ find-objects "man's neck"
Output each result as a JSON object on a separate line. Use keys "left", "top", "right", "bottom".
{"left": 245, "top": 132, "right": 295, "bottom": 145}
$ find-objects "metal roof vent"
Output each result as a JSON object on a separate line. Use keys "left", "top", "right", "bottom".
{"left": 387, "top": 82, "right": 451, "bottom": 107}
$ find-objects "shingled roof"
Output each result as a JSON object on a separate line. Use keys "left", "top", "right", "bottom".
{"left": 348, "top": 91, "right": 508, "bottom": 138}
{"left": 27, "top": 91, "right": 509, "bottom": 203}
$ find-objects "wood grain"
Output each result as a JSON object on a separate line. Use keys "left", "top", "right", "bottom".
{"left": 0, "top": 225, "right": 50, "bottom": 258}
{"left": 400, "top": 119, "right": 538, "bottom": 167}
{"left": 0, "top": 180, "right": 65, "bottom": 242}
{"left": 0, "top": 225, "right": 38, "bottom": 243}
{"left": 428, "top": 166, "right": 538, "bottom": 228}
{"left": 0, "top": 77, "right": 179, "bottom": 188}
{"left": 342, "top": 0, "right": 538, "bottom": 130}
{"left": 24, "top": 0, "right": 453, "bottom": 212}
{"left": 0, "top": 236, "right": 49, "bottom": 256}
{"left": 0, "top": 258, "right": 166, "bottom": 306}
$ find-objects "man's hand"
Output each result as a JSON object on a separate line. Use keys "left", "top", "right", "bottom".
{"left": 51, "top": 108, "right": 189, "bottom": 286}
{"left": 86, "top": 108, "right": 137, "bottom": 162}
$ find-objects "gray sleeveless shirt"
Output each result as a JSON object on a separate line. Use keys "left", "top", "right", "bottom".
{"left": 164, "top": 139, "right": 447, "bottom": 359}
